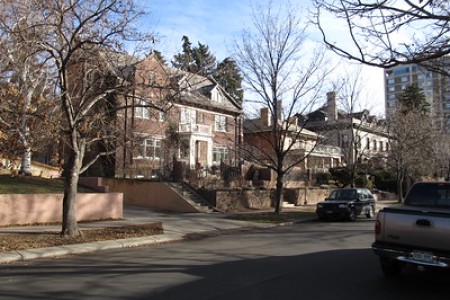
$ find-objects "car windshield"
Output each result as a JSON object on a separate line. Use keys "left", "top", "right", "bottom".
{"left": 328, "top": 189, "right": 357, "bottom": 200}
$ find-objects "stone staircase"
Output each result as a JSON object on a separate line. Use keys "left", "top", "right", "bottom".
{"left": 167, "top": 182, "right": 218, "bottom": 213}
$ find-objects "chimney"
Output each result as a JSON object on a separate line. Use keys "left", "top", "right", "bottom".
{"left": 276, "top": 100, "right": 283, "bottom": 122}
{"left": 326, "top": 91, "right": 338, "bottom": 120}
{"left": 260, "top": 107, "right": 271, "bottom": 127}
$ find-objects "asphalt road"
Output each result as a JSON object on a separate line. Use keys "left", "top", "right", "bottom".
{"left": 0, "top": 219, "right": 449, "bottom": 300}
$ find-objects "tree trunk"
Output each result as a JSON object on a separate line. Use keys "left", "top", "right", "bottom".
{"left": 274, "top": 173, "right": 284, "bottom": 214}
{"left": 397, "top": 170, "right": 404, "bottom": 204}
{"left": 19, "top": 148, "right": 32, "bottom": 176}
{"left": 61, "top": 151, "right": 83, "bottom": 237}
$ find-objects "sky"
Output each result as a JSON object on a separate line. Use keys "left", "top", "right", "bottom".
{"left": 143, "top": 0, "right": 386, "bottom": 116}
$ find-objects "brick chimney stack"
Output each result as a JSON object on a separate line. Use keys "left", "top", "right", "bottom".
{"left": 326, "top": 91, "right": 338, "bottom": 121}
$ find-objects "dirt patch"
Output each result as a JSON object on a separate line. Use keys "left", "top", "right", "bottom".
{"left": 0, "top": 223, "right": 163, "bottom": 252}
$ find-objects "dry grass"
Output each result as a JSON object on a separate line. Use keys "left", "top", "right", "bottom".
{"left": 0, "top": 223, "right": 163, "bottom": 253}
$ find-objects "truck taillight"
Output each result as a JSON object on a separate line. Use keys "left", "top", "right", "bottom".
{"left": 375, "top": 220, "right": 381, "bottom": 235}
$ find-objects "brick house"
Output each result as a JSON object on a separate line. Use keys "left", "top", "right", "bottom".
{"left": 303, "top": 92, "right": 390, "bottom": 170}
{"left": 243, "top": 104, "right": 342, "bottom": 183}
{"left": 113, "top": 54, "right": 244, "bottom": 179}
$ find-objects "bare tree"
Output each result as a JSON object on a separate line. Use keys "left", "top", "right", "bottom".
{"left": 0, "top": 3, "right": 57, "bottom": 174}
{"left": 334, "top": 68, "right": 382, "bottom": 186}
{"left": 386, "top": 108, "right": 433, "bottom": 202}
{"left": 313, "top": 0, "right": 450, "bottom": 74}
{"left": 233, "top": 2, "right": 331, "bottom": 213}
{"left": 1, "top": 0, "right": 159, "bottom": 237}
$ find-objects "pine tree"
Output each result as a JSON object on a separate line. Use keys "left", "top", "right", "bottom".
{"left": 192, "top": 42, "right": 216, "bottom": 77}
{"left": 397, "top": 83, "right": 429, "bottom": 115}
{"left": 171, "top": 35, "right": 193, "bottom": 72}
{"left": 214, "top": 57, "right": 244, "bottom": 104}
{"left": 153, "top": 50, "right": 167, "bottom": 65}
{"left": 171, "top": 37, "right": 244, "bottom": 103}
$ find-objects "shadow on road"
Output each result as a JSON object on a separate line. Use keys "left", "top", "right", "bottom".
{"left": 1, "top": 247, "right": 448, "bottom": 300}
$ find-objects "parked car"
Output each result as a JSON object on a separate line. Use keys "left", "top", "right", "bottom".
{"left": 316, "top": 188, "right": 376, "bottom": 221}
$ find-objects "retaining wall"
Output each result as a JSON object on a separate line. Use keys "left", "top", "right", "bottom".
{"left": 102, "top": 178, "right": 200, "bottom": 213}
{"left": 0, "top": 193, "right": 123, "bottom": 227}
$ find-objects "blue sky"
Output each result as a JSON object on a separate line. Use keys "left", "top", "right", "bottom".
{"left": 143, "top": 0, "right": 385, "bottom": 116}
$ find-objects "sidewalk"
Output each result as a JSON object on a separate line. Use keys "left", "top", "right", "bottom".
{"left": 0, "top": 201, "right": 395, "bottom": 264}
{"left": 0, "top": 206, "right": 299, "bottom": 264}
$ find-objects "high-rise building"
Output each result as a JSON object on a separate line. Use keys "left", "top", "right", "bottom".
{"left": 384, "top": 60, "right": 450, "bottom": 132}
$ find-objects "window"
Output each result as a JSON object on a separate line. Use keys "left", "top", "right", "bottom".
{"left": 180, "top": 140, "right": 190, "bottom": 159}
{"left": 134, "top": 138, "right": 161, "bottom": 159}
{"left": 213, "top": 147, "right": 228, "bottom": 163}
{"left": 341, "top": 134, "right": 349, "bottom": 147}
{"left": 180, "top": 107, "right": 196, "bottom": 124}
{"left": 372, "top": 140, "right": 377, "bottom": 150}
{"left": 388, "top": 86, "right": 396, "bottom": 92}
{"left": 393, "top": 67, "right": 409, "bottom": 75}
{"left": 211, "top": 89, "right": 223, "bottom": 103}
{"left": 379, "top": 141, "right": 383, "bottom": 151}
{"left": 401, "top": 76, "right": 409, "bottom": 82}
{"left": 366, "top": 138, "right": 370, "bottom": 150}
{"left": 215, "top": 115, "right": 227, "bottom": 132}
{"left": 159, "top": 111, "right": 167, "bottom": 122}
{"left": 135, "top": 100, "right": 150, "bottom": 119}
{"left": 387, "top": 78, "right": 395, "bottom": 84}
{"left": 197, "top": 111, "right": 204, "bottom": 123}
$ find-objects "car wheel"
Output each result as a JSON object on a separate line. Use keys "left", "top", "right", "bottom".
{"left": 348, "top": 208, "right": 357, "bottom": 222}
{"left": 379, "top": 257, "right": 403, "bottom": 277}
{"left": 317, "top": 214, "right": 327, "bottom": 221}
{"left": 366, "top": 205, "right": 375, "bottom": 218}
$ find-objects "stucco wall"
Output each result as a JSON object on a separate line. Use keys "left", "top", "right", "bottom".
{"left": 0, "top": 193, "right": 123, "bottom": 227}
{"left": 102, "top": 178, "right": 200, "bottom": 213}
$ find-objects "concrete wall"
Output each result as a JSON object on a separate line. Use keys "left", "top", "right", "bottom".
{"left": 0, "top": 193, "right": 123, "bottom": 227}
{"left": 102, "top": 178, "right": 200, "bottom": 213}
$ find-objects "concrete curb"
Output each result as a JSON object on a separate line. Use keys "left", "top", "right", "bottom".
{"left": 0, "top": 234, "right": 187, "bottom": 264}
{"left": 0, "top": 216, "right": 319, "bottom": 265}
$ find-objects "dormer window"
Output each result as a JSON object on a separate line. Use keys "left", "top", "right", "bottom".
{"left": 211, "top": 88, "right": 223, "bottom": 103}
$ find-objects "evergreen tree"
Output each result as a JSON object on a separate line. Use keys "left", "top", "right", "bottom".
{"left": 397, "top": 83, "right": 429, "bottom": 115}
{"left": 153, "top": 50, "right": 167, "bottom": 65}
{"left": 171, "top": 37, "right": 244, "bottom": 103}
{"left": 172, "top": 35, "right": 194, "bottom": 72}
{"left": 192, "top": 42, "right": 216, "bottom": 76}
{"left": 214, "top": 57, "right": 244, "bottom": 104}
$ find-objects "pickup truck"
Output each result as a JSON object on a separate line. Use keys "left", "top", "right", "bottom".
{"left": 372, "top": 182, "right": 450, "bottom": 276}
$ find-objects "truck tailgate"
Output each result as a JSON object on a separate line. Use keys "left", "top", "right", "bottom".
{"left": 382, "top": 206, "right": 450, "bottom": 251}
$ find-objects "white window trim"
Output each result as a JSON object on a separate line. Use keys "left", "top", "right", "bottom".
{"left": 134, "top": 138, "right": 162, "bottom": 159}
{"left": 213, "top": 146, "right": 229, "bottom": 163}
{"left": 215, "top": 115, "right": 227, "bottom": 132}
{"left": 180, "top": 107, "right": 196, "bottom": 124}
{"left": 135, "top": 100, "right": 151, "bottom": 119}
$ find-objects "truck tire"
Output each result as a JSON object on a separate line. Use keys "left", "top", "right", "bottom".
{"left": 366, "top": 205, "right": 375, "bottom": 218}
{"left": 348, "top": 208, "right": 357, "bottom": 222}
{"left": 379, "top": 257, "right": 403, "bottom": 277}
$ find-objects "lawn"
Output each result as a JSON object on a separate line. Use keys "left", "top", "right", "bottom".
{"left": 0, "top": 175, "right": 93, "bottom": 194}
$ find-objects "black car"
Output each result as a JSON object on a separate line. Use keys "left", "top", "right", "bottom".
{"left": 316, "top": 188, "right": 376, "bottom": 221}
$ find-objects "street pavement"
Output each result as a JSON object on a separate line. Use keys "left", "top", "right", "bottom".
{"left": 0, "top": 200, "right": 396, "bottom": 265}
{"left": 0, "top": 205, "right": 310, "bottom": 264}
